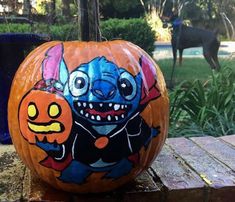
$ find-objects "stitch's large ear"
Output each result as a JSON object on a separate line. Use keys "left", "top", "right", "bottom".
{"left": 42, "top": 43, "right": 69, "bottom": 85}
{"left": 140, "top": 56, "right": 161, "bottom": 105}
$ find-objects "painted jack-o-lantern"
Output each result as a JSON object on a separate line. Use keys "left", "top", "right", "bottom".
{"left": 8, "top": 41, "right": 169, "bottom": 193}
{"left": 19, "top": 89, "right": 72, "bottom": 144}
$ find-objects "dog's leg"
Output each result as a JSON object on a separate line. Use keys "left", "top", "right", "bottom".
{"left": 211, "top": 41, "right": 221, "bottom": 70}
{"left": 172, "top": 46, "right": 177, "bottom": 68}
{"left": 203, "top": 48, "right": 216, "bottom": 69}
{"left": 211, "top": 54, "right": 221, "bottom": 70}
{"left": 170, "top": 45, "right": 177, "bottom": 86}
{"left": 179, "top": 49, "right": 183, "bottom": 66}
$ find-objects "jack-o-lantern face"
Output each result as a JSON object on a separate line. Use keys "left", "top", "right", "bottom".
{"left": 19, "top": 89, "right": 72, "bottom": 144}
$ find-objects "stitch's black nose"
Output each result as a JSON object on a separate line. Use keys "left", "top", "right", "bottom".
{"left": 92, "top": 80, "right": 116, "bottom": 100}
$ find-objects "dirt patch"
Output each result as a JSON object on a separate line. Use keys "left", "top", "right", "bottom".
{"left": 0, "top": 145, "right": 26, "bottom": 201}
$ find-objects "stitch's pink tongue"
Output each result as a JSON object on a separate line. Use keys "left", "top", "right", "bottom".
{"left": 86, "top": 109, "right": 125, "bottom": 118}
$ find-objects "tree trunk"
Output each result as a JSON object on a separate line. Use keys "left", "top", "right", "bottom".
{"left": 221, "top": 13, "right": 231, "bottom": 39}
{"left": 23, "top": 0, "right": 31, "bottom": 17}
{"left": 62, "top": 0, "right": 71, "bottom": 19}
{"left": 207, "top": 0, "right": 213, "bottom": 20}
{"left": 77, "top": 0, "right": 101, "bottom": 41}
{"left": 49, "top": 0, "right": 56, "bottom": 25}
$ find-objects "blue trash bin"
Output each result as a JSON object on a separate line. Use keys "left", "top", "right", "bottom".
{"left": 0, "top": 71, "right": 11, "bottom": 144}
{"left": 0, "top": 33, "right": 50, "bottom": 144}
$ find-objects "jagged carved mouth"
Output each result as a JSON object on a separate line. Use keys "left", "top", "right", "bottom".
{"left": 27, "top": 120, "right": 65, "bottom": 134}
{"left": 74, "top": 101, "right": 131, "bottom": 122}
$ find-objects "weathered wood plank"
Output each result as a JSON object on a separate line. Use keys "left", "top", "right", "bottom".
{"left": 167, "top": 137, "right": 235, "bottom": 202}
{"left": 191, "top": 136, "right": 235, "bottom": 170}
{"left": 151, "top": 144, "right": 205, "bottom": 202}
{"left": 2, "top": 135, "right": 235, "bottom": 202}
{"left": 167, "top": 138, "right": 235, "bottom": 188}
{"left": 27, "top": 172, "right": 72, "bottom": 202}
{"left": 72, "top": 171, "right": 161, "bottom": 202}
{"left": 25, "top": 169, "right": 161, "bottom": 201}
{"left": 122, "top": 170, "right": 161, "bottom": 201}
{"left": 220, "top": 134, "right": 235, "bottom": 147}
{"left": 0, "top": 145, "right": 26, "bottom": 201}
{"left": 209, "top": 187, "right": 235, "bottom": 202}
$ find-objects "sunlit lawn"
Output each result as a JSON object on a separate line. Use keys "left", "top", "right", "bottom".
{"left": 156, "top": 57, "right": 235, "bottom": 85}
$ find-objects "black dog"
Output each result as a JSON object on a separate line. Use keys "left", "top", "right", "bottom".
{"left": 162, "top": 15, "right": 221, "bottom": 84}
{"left": 171, "top": 24, "right": 221, "bottom": 70}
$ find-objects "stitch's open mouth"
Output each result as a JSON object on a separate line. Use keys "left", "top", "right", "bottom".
{"left": 74, "top": 101, "right": 131, "bottom": 122}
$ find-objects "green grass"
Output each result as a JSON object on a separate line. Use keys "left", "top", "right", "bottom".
{"left": 157, "top": 58, "right": 235, "bottom": 85}
{"left": 162, "top": 57, "right": 235, "bottom": 138}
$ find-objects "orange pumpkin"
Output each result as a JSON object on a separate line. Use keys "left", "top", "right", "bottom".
{"left": 8, "top": 40, "right": 169, "bottom": 193}
{"left": 19, "top": 89, "right": 72, "bottom": 144}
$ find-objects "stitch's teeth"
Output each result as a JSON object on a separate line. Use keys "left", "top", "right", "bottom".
{"left": 96, "top": 115, "right": 101, "bottom": 121}
{"left": 114, "top": 104, "right": 120, "bottom": 111}
{"left": 75, "top": 101, "right": 130, "bottom": 122}
{"left": 89, "top": 103, "right": 93, "bottom": 109}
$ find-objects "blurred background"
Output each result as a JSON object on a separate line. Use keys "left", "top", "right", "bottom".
{"left": 0, "top": 0, "right": 234, "bottom": 141}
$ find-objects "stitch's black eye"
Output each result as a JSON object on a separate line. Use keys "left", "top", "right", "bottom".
{"left": 69, "top": 71, "right": 89, "bottom": 97}
{"left": 75, "top": 77, "right": 86, "bottom": 89}
{"left": 119, "top": 79, "right": 133, "bottom": 96}
{"left": 118, "top": 72, "right": 137, "bottom": 100}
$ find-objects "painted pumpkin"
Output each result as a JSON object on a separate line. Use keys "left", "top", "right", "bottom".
{"left": 8, "top": 41, "right": 169, "bottom": 193}
{"left": 18, "top": 89, "right": 72, "bottom": 144}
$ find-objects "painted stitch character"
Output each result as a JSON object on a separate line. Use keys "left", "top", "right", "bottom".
{"left": 19, "top": 43, "right": 161, "bottom": 184}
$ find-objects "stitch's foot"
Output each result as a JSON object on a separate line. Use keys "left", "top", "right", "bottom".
{"left": 59, "top": 160, "right": 91, "bottom": 184}
{"left": 104, "top": 158, "right": 133, "bottom": 179}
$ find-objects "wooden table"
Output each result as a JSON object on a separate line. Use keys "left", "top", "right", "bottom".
{"left": 1, "top": 135, "right": 235, "bottom": 202}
